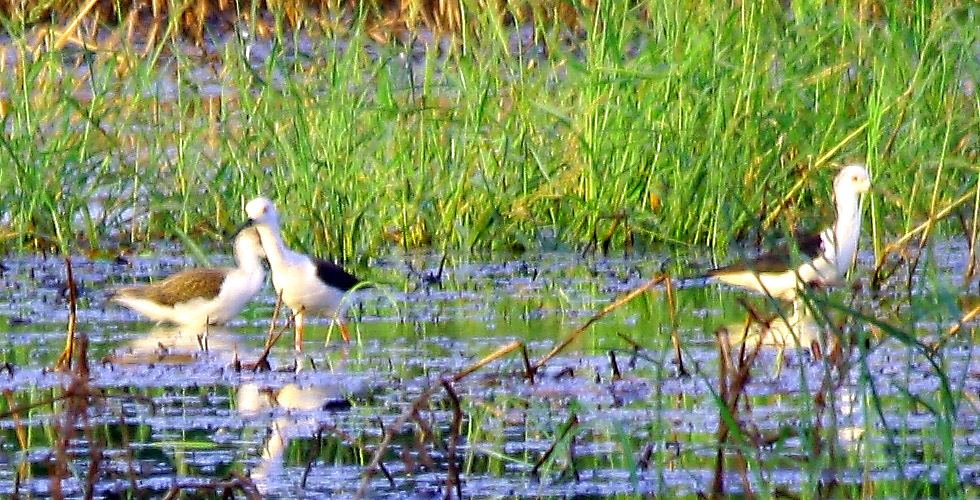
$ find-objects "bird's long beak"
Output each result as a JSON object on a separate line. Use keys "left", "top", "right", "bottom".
{"left": 230, "top": 219, "right": 255, "bottom": 240}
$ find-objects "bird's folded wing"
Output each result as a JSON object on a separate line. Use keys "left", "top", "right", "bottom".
{"left": 114, "top": 268, "right": 228, "bottom": 305}
{"left": 707, "top": 231, "right": 824, "bottom": 276}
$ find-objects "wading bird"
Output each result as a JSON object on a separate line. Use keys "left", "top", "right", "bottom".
{"left": 704, "top": 164, "right": 871, "bottom": 325}
{"left": 235, "top": 197, "right": 362, "bottom": 351}
{"left": 111, "top": 227, "right": 266, "bottom": 329}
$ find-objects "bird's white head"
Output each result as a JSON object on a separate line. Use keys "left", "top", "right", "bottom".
{"left": 244, "top": 197, "right": 280, "bottom": 227}
{"left": 233, "top": 226, "right": 266, "bottom": 259}
{"left": 834, "top": 164, "right": 871, "bottom": 196}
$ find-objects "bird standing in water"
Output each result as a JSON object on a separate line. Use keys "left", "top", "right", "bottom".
{"left": 111, "top": 227, "right": 267, "bottom": 329}
{"left": 236, "top": 197, "right": 362, "bottom": 351}
{"left": 704, "top": 164, "right": 872, "bottom": 301}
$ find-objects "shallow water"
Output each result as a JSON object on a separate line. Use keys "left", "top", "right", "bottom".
{"left": 0, "top": 244, "right": 977, "bottom": 497}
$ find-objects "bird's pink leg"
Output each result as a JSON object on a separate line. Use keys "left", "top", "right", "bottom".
{"left": 338, "top": 319, "right": 351, "bottom": 343}
{"left": 294, "top": 310, "right": 305, "bottom": 352}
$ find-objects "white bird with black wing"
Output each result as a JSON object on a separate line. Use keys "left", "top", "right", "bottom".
{"left": 111, "top": 227, "right": 266, "bottom": 328}
{"left": 704, "top": 164, "right": 872, "bottom": 301}
{"left": 237, "top": 197, "right": 363, "bottom": 351}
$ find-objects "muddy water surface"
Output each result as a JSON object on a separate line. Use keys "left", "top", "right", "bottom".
{"left": 0, "top": 245, "right": 977, "bottom": 497}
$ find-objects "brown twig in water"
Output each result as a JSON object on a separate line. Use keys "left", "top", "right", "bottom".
{"left": 301, "top": 427, "right": 324, "bottom": 489}
{"left": 872, "top": 189, "right": 976, "bottom": 287}
{"left": 302, "top": 422, "right": 395, "bottom": 488}
{"left": 356, "top": 341, "right": 524, "bottom": 498}
{"left": 411, "top": 408, "right": 446, "bottom": 454}
{"left": 51, "top": 334, "right": 93, "bottom": 499}
{"left": 116, "top": 405, "right": 141, "bottom": 495}
{"left": 249, "top": 291, "right": 295, "bottom": 371}
{"left": 531, "top": 413, "right": 579, "bottom": 477}
{"left": 712, "top": 327, "right": 732, "bottom": 497}
{"left": 161, "top": 474, "right": 261, "bottom": 500}
{"left": 615, "top": 332, "right": 662, "bottom": 366}
{"left": 712, "top": 312, "right": 768, "bottom": 497}
{"left": 616, "top": 331, "right": 643, "bottom": 350}
{"left": 966, "top": 181, "right": 979, "bottom": 281}
{"left": 930, "top": 302, "right": 980, "bottom": 352}
{"left": 608, "top": 350, "right": 621, "bottom": 381}
{"left": 266, "top": 289, "right": 284, "bottom": 343}
{"left": 665, "top": 275, "right": 688, "bottom": 376}
{"left": 520, "top": 343, "right": 535, "bottom": 384}
{"left": 533, "top": 275, "right": 667, "bottom": 373}
{"left": 55, "top": 256, "right": 80, "bottom": 371}
{"left": 441, "top": 380, "right": 464, "bottom": 500}
{"left": 452, "top": 341, "right": 523, "bottom": 382}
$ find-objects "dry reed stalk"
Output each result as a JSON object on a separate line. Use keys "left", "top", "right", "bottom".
{"left": 712, "top": 327, "right": 732, "bottom": 497}
{"left": 664, "top": 275, "right": 688, "bottom": 376}
{"left": 532, "top": 275, "right": 668, "bottom": 373}
{"left": 355, "top": 339, "right": 523, "bottom": 498}
{"left": 441, "top": 380, "right": 463, "bottom": 500}
{"left": 932, "top": 303, "right": 980, "bottom": 352}
{"left": 52, "top": 0, "right": 100, "bottom": 50}
{"left": 967, "top": 181, "right": 979, "bottom": 281}
{"left": 451, "top": 340, "right": 523, "bottom": 382}
{"left": 531, "top": 413, "right": 578, "bottom": 477}
{"left": 249, "top": 290, "right": 293, "bottom": 371}
{"left": 3, "top": 390, "right": 30, "bottom": 489}
{"left": 872, "top": 188, "right": 977, "bottom": 287}
{"left": 608, "top": 350, "right": 621, "bottom": 381}
{"left": 763, "top": 124, "right": 868, "bottom": 229}
{"left": 949, "top": 303, "right": 980, "bottom": 336}
{"left": 55, "top": 257, "right": 80, "bottom": 371}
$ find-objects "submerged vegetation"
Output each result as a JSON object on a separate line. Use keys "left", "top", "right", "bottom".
{"left": 0, "top": 1, "right": 975, "bottom": 260}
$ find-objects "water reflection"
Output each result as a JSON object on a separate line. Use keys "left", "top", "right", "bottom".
{"left": 105, "top": 324, "right": 242, "bottom": 365}
{"left": 237, "top": 382, "right": 349, "bottom": 491}
{"left": 723, "top": 300, "right": 822, "bottom": 350}
{"left": 104, "top": 323, "right": 356, "bottom": 494}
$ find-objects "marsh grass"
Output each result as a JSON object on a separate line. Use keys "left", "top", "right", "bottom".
{"left": 0, "top": 0, "right": 977, "bottom": 497}
{"left": 0, "top": 1, "right": 975, "bottom": 266}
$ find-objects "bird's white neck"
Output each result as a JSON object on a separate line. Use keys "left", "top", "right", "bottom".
{"left": 233, "top": 237, "right": 265, "bottom": 273}
{"left": 236, "top": 249, "right": 265, "bottom": 273}
{"left": 255, "top": 224, "right": 294, "bottom": 268}
{"left": 829, "top": 187, "right": 863, "bottom": 274}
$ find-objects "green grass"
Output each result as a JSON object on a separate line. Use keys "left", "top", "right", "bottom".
{"left": 0, "top": 5, "right": 977, "bottom": 495}
{"left": 0, "top": 1, "right": 975, "bottom": 262}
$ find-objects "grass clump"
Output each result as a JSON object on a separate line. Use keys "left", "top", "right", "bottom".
{"left": 0, "top": 1, "right": 976, "bottom": 261}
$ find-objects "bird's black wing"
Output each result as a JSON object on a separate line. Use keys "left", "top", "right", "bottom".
{"left": 706, "top": 230, "right": 824, "bottom": 276}
{"left": 791, "top": 229, "right": 825, "bottom": 260}
{"left": 314, "top": 259, "right": 361, "bottom": 292}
